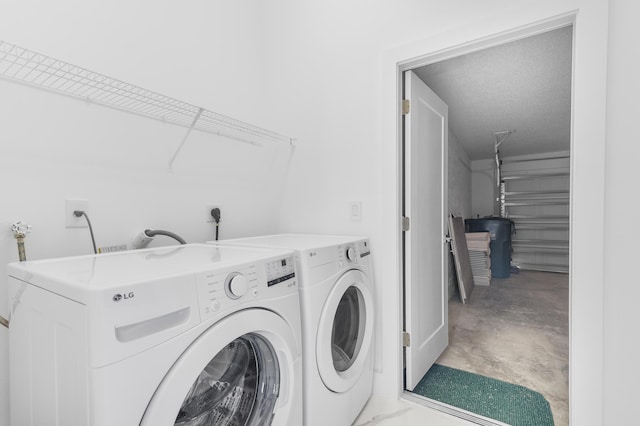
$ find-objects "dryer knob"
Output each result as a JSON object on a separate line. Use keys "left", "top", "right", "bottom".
{"left": 346, "top": 247, "right": 356, "bottom": 261}
{"left": 225, "top": 273, "right": 249, "bottom": 299}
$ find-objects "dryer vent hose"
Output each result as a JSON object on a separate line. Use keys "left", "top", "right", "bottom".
{"left": 132, "top": 229, "right": 187, "bottom": 249}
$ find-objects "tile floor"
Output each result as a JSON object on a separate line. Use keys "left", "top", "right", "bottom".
{"left": 354, "top": 396, "right": 477, "bottom": 426}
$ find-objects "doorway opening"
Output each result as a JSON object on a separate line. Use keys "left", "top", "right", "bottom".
{"left": 401, "top": 22, "right": 573, "bottom": 426}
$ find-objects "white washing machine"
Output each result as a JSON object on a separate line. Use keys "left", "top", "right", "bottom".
{"left": 6, "top": 244, "right": 302, "bottom": 426}
{"left": 212, "top": 234, "right": 374, "bottom": 426}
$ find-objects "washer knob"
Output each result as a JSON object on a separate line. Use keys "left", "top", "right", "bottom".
{"left": 346, "top": 247, "right": 356, "bottom": 261}
{"left": 225, "top": 273, "right": 248, "bottom": 299}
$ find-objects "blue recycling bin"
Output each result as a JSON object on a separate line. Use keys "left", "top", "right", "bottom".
{"left": 465, "top": 217, "right": 514, "bottom": 278}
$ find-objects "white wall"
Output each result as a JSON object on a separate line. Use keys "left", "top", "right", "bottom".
{"left": 603, "top": 1, "right": 640, "bottom": 423}
{"left": 0, "top": 2, "right": 290, "bottom": 425}
{"left": 260, "top": 1, "right": 608, "bottom": 425}
{"left": 448, "top": 130, "right": 472, "bottom": 219}
{"left": 471, "top": 159, "right": 496, "bottom": 218}
{"left": 0, "top": 0, "right": 625, "bottom": 425}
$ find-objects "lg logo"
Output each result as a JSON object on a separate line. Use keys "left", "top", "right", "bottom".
{"left": 113, "top": 292, "right": 135, "bottom": 302}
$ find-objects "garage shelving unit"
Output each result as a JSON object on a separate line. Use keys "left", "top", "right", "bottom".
{"left": 493, "top": 132, "right": 570, "bottom": 273}
{"left": 499, "top": 160, "right": 570, "bottom": 273}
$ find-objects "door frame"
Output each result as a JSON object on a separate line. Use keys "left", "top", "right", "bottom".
{"left": 384, "top": 7, "right": 608, "bottom": 425}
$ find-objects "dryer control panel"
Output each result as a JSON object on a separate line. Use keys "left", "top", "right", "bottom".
{"left": 195, "top": 255, "right": 296, "bottom": 321}
{"left": 301, "top": 238, "right": 371, "bottom": 284}
{"left": 337, "top": 239, "right": 370, "bottom": 266}
{"left": 358, "top": 240, "right": 371, "bottom": 258}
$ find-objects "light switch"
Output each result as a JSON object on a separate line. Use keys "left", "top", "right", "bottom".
{"left": 350, "top": 201, "right": 362, "bottom": 222}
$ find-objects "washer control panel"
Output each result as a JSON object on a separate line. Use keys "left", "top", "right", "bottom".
{"left": 195, "top": 255, "right": 296, "bottom": 320}
{"left": 266, "top": 256, "right": 295, "bottom": 287}
{"left": 225, "top": 272, "right": 249, "bottom": 299}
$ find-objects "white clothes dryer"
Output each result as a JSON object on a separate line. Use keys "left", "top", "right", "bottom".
{"left": 6, "top": 244, "right": 302, "bottom": 426}
{"left": 213, "top": 235, "right": 374, "bottom": 426}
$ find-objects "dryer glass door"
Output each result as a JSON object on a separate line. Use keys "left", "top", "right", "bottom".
{"left": 176, "top": 333, "right": 279, "bottom": 426}
{"left": 332, "top": 286, "right": 364, "bottom": 372}
{"left": 316, "top": 269, "right": 374, "bottom": 393}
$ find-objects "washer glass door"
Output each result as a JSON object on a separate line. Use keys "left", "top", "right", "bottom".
{"left": 176, "top": 333, "right": 279, "bottom": 426}
{"left": 142, "top": 309, "right": 298, "bottom": 426}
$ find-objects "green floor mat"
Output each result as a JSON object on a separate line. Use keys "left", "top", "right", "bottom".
{"left": 412, "top": 364, "right": 554, "bottom": 426}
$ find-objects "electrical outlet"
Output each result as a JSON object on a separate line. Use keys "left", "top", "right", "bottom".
{"left": 206, "top": 205, "right": 222, "bottom": 223}
{"left": 66, "top": 199, "right": 89, "bottom": 228}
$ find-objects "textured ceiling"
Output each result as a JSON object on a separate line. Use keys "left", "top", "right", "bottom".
{"left": 413, "top": 26, "right": 573, "bottom": 161}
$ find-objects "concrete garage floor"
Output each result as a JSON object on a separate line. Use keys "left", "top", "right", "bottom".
{"left": 435, "top": 270, "right": 569, "bottom": 426}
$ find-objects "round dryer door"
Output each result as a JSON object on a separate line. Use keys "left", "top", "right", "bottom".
{"left": 316, "top": 269, "right": 374, "bottom": 393}
{"left": 141, "top": 309, "right": 299, "bottom": 426}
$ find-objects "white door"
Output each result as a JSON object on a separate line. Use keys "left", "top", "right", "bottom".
{"left": 141, "top": 309, "right": 299, "bottom": 426}
{"left": 403, "top": 70, "right": 449, "bottom": 390}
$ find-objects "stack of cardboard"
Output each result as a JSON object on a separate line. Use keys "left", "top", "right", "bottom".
{"left": 465, "top": 232, "right": 491, "bottom": 286}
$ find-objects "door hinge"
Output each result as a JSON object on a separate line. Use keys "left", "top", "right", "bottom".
{"left": 402, "top": 216, "right": 410, "bottom": 232}
{"left": 402, "top": 99, "right": 410, "bottom": 115}
{"left": 402, "top": 331, "right": 411, "bottom": 347}
{"left": 444, "top": 236, "right": 453, "bottom": 244}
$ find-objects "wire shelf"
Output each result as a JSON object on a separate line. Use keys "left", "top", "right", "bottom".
{"left": 0, "top": 40, "right": 294, "bottom": 149}
{"left": 503, "top": 200, "right": 569, "bottom": 207}
{"left": 515, "top": 223, "right": 569, "bottom": 230}
{"left": 501, "top": 172, "right": 569, "bottom": 181}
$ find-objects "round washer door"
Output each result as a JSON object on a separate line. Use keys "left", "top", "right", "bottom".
{"left": 141, "top": 309, "right": 299, "bottom": 426}
{"left": 316, "top": 269, "right": 374, "bottom": 393}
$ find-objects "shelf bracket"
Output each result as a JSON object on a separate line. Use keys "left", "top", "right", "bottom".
{"left": 493, "top": 129, "right": 516, "bottom": 217}
{"left": 168, "top": 107, "right": 204, "bottom": 169}
{"left": 494, "top": 129, "right": 515, "bottom": 152}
